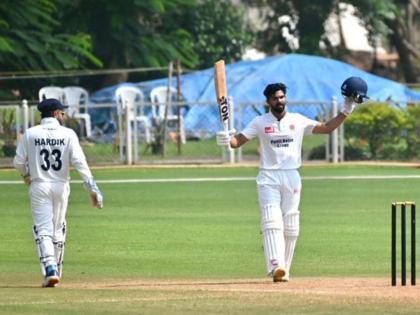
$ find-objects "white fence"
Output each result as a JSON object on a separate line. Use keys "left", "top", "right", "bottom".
{"left": 0, "top": 98, "right": 343, "bottom": 167}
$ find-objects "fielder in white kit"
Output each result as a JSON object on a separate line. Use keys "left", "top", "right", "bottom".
{"left": 217, "top": 82, "right": 365, "bottom": 282}
{"left": 14, "top": 98, "right": 103, "bottom": 288}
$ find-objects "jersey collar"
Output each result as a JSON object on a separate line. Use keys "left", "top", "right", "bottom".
{"left": 269, "top": 110, "right": 288, "bottom": 122}
{"left": 40, "top": 117, "right": 60, "bottom": 126}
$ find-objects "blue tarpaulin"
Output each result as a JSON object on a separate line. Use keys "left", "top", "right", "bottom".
{"left": 90, "top": 53, "right": 420, "bottom": 135}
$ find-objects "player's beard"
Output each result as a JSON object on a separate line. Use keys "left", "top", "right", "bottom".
{"left": 270, "top": 102, "right": 286, "bottom": 114}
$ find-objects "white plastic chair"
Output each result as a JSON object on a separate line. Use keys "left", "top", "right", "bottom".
{"left": 37, "top": 87, "right": 66, "bottom": 129}
{"left": 115, "top": 86, "right": 151, "bottom": 144}
{"left": 63, "top": 86, "right": 92, "bottom": 138}
{"left": 38, "top": 86, "right": 65, "bottom": 103}
{"left": 150, "top": 86, "right": 186, "bottom": 144}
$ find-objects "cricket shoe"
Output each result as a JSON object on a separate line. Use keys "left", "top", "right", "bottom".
{"left": 272, "top": 267, "right": 287, "bottom": 283}
{"left": 42, "top": 265, "right": 60, "bottom": 288}
{"left": 279, "top": 271, "right": 289, "bottom": 282}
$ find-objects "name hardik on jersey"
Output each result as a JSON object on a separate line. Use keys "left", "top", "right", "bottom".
{"left": 14, "top": 118, "right": 92, "bottom": 182}
{"left": 241, "top": 112, "right": 319, "bottom": 170}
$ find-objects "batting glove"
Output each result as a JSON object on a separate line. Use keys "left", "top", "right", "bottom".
{"left": 216, "top": 129, "right": 236, "bottom": 146}
{"left": 341, "top": 96, "right": 357, "bottom": 116}
{"left": 83, "top": 178, "right": 104, "bottom": 209}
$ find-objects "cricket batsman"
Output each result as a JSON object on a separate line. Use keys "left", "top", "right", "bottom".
{"left": 216, "top": 78, "right": 368, "bottom": 282}
{"left": 13, "top": 98, "right": 104, "bottom": 287}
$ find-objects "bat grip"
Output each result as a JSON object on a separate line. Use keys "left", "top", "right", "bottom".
{"left": 223, "top": 120, "right": 229, "bottom": 133}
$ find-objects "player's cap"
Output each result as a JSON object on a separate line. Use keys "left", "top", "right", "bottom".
{"left": 37, "top": 98, "right": 68, "bottom": 113}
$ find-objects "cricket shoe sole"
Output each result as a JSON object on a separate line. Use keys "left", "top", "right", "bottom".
{"left": 272, "top": 267, "right": 287, "bottom": 283}
{"left": 42, "top": 275, "right": 60, "bottom": 288}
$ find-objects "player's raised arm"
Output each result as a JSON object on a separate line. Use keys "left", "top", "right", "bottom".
{"left": 313, "top": 76, "right": 368, "bottom": 134}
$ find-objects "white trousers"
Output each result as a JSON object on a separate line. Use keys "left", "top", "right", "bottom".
{"left": 257, "top": 169, "right": 301, "bottom": 213}
{"left": 30, "top": 181, "right": 70, "bottom": 273}
{"left": 256, "top": 169, "right": 301, "bottom": 274}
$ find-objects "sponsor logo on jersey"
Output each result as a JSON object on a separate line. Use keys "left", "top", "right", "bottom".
{"left": 289, "top": 124, "right": 295, "bottom": 131}
{"left": 270, "top": 137, "right": 293, "bottom": 148}
{"left": 34, "top": 138, "right": 65, "bottom": 146}
{"left": 264, "top": 126, "right": 275, "bottom": 133}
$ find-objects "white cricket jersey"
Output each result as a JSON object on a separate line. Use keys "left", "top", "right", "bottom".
{"left": 241, "top": 112, "right": 319, "bottom": 170}
{"left": 14, "top": 118, "right": 92, "bottom": 182}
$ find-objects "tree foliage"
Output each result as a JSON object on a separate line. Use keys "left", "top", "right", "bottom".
{"left": 0, "top": 0, "right": 101, "bottom": 71}
{"left": 182, "top": 0, "right": 256, "bottom": 69}
{"left": 0, "top": 0, "right": 257, "bottom": 96}
{"left": 246, "top": 0, "right": 419, "bottom": 82}
{"left": 58, "top": 1, "right": 198, "bottom": 71}
{"left": 58, "top": 0, "right": 254, "bottom": 73}
{"left": 243, "top": 0, "right": 335, "bottom": 55}
{"left": 348, "top": 0, "right": 420, "bottom": 82}
{"left": 55, "top": 0, "right": 202, "bottom": 88}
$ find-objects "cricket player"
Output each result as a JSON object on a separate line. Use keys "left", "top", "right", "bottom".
{"left": 216, "top": 82, "right": 365, "bottom": 282}
{"left": 13, "top": 98, "right": 103, "bottom": 288}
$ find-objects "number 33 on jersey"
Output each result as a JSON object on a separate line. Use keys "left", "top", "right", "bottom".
{"left": 14, "top": 118, "right": 92, "bottom": 182}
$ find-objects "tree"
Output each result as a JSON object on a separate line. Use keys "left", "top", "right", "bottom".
{"left": 246, "top": 0, "right": 420, "bottom": 83}
{"left": 58, "top": 0, "right": 199, "bottom": 87}
{"left": 243, "top": 0, "right": 335, "bottom": 55}
{"left": 0, "top": 0, "right": 101, "bottom": 98}
{"left": 0, "top": 0, "right": 101, "bottom": 72}
{"left": 182, "top": 0, "right": 256, "bottom": 69}
{"left": 349, "top": 0, "right": 420, "bottom": 83}
{"left": 0, "top": 0, "right": 257, "bottom": 96}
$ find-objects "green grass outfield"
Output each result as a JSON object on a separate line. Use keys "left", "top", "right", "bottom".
{"left": 1, "top": 164, "right": 420, "bottom": 314}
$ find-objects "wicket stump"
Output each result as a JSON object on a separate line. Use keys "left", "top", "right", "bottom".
{"left": 391, "top": 201, "right": 416, "bottom": 286}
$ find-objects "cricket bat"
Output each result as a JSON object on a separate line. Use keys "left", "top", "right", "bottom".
{"left": 214, "top": 60, "right": 229, "bottom": 132}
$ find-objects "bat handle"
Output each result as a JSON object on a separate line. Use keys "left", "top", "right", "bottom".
{"left": 223, "top": 119, "right": 234, "bottom": 161}
{"left": 223, "top": 120, "right": 229, "bottom": 134}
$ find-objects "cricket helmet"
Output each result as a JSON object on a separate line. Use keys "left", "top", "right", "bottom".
{"left": 341, "top": 76, "right": 369, "bottom": 103}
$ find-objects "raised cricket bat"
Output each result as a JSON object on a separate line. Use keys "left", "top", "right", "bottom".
{"left": 214, "top": 60, "right": 229, "bottom": 132}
